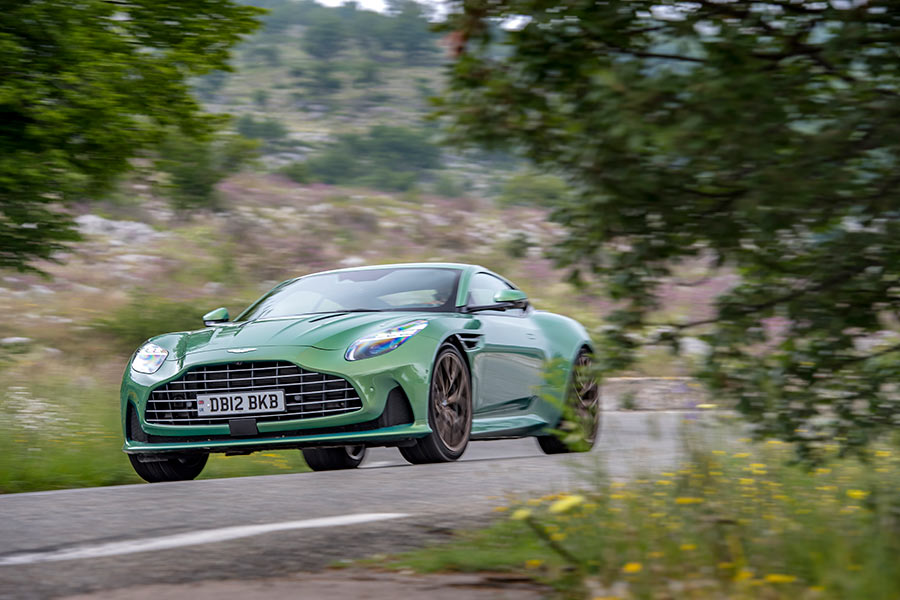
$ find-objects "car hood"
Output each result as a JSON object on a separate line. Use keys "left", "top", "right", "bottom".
{"left": 150, "top": 312, "right": 429, "bottom": 361}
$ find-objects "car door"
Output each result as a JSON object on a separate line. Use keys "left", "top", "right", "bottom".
{"left": 466, "top": 273, "right": 546, "bottom": 415}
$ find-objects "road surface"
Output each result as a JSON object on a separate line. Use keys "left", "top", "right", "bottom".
{"left": 0, "top": 411, "right": 728, "bottom": 599}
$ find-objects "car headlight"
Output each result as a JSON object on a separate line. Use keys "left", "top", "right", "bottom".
{"left": 131, "top": 343, "right": 169, "bottom": 374}
{"left": 345, "top": 320, "right": 428, "bottom": 361}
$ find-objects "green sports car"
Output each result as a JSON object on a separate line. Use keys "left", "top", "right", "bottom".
{"left": 121, "top": 263, "right": 600, "bottom": 482}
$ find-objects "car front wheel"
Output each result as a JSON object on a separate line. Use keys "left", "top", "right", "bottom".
{"left": 128, "top": 453, "right": 208, "bottom": 483}
{"left": 399, "top": 344, "right": 472, "bottom": 464}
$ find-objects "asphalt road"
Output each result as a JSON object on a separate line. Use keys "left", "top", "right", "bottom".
{"left": 0, "top": 411, "right": 729, "bottom": 600}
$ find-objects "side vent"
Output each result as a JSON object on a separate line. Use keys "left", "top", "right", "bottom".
{"left": 457, "top": 333, "right": 483, "bottom": 351}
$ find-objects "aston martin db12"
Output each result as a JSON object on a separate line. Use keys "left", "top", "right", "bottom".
{"left": 121, "top": 263, "right": 599, "bottom": 482}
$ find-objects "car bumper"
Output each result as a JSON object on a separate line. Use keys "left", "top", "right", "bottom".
{"left": 123, "top": 423, "right": 431, "bottom": 454}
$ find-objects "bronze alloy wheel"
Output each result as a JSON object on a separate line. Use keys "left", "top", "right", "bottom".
{"left": 399, "top": 344, "right": 473, "bottom": 464}
{"left": 537, "top": 349, "right": 601, "bottom": 454}
{"left": 572, "top": 351, "right": 601, "bottom": 444}
{"left": 431, "top": 348, "right": 471, "bottom": 453}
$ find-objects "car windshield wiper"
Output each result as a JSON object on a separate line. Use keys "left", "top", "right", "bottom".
{"left": 307, "top": 308, "right": 381, "bottom": 322}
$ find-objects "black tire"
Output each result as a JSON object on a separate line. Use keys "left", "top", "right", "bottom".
{"left": 128, "top": 453, "right": 208, "bottom": 483}
{"left": 399, "top": 345, "right": 472, "bottom": 464}
{"left": 537, "top": 349, "right": 601, "bottom": 455}
{"left": 302, "top": 445, "right": 366, "bottom": 471}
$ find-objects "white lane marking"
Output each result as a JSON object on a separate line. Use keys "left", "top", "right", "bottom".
{"left": 0, "top": 512, "right": 408, "bottom": 566}
{"left": 362, "top": 461, "right": 398, "bottom": 468}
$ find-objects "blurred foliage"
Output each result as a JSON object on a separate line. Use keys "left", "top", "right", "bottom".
{"left": 259, "top": 0, "right": 438, "bottom": 64}
{"left": 0, "top": 0, "right": 263, "bottom": 271}
{"left": 442, "top": 0, "right": 900, "bottom": 459}
{"left": 499, "top": 171, "right": 570, "bottom": 208}
{"left": 156, "top": 131, "right": 260, "bottom": 210}
{"left": 388, "top": 440, "right": 900, "bottom": 599}
{"left": 301, "top": 11, "right": 347, "bottom": 61}
{"left": 278, "top": 161, "right": 311, "bottom": 184}
{"left": 433, "top": 173, "right": 466, "bottom": 198}
{"left": 235, "top": 114, "right": 288, "bottom": 141}
{"left": 304, "top": 125, "right": 441, "bottom": 191}
{"left": 92, "top": 296, "right": 209, "bottom": 351}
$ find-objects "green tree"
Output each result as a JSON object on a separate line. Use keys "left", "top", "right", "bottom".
{"left": 387, "top": 0, "right": 439, "bottom": 64}
{"left": 235, "top": 114, "right": 288, "bottom": 141}
{"left": 442, "top": 0, "right": 900, "bottom": 458}
{"left": 301, "top": 12, "right": 347, "bottom": 61}
{"left": 156, "top": 132, "right": 259, "bottom": 210}
{"left": 0, "top": 0, "right": 262, "bottom": 271}
{"left": 305, "top": 125, "right": 442, "bottom": 191}
{"left": 499, "top": 172, "right": 569, "bottom": 208}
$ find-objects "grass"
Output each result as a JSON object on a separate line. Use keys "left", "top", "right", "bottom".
{"left": 381, "top": 435, "right": 900, "bottom": 600}
{"left": 0, "top": 360, "right": 311, "bottom": 494}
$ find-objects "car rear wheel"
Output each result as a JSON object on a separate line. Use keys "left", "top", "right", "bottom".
{"left": 399, "top": 345, "right": 472, "bottom": 464}
{"left": 128, "top": 453, "right": 208, "bottom": 483}
{"left": 537, "top": 349, "right": 601, "bottom": 454}
{"left": 302, "top": 445, "right": 367, "bottom": 471}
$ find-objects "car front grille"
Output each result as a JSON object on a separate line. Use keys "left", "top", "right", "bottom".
{"left": 145, "top": 361, "right": 362, "bottom": 426}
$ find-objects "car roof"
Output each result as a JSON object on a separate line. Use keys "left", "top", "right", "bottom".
{"left": 295, "top": 262, "right": 484, "bottom": 279}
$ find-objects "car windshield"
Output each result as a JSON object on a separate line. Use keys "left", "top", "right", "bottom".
{"left": 238, "top": 267, "right": 461, "bottom": 321}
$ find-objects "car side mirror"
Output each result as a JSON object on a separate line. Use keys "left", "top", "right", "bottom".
{"left": 493, "top": 289, "right": 528, "bottom": 307}
{"left": 203, "top": 307, "right": 229, "bottom": 326}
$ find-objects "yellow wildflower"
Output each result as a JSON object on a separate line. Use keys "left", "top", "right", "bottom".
{"left": 739, "top": 478, "right": 755, "bottom": 486}
{"left": 697, "top": 403, "right": 718, "bottom": 409}
{"left": 734, "top": 569, "right": 754, "bottom": 582}
{"left": 648, "top": 551, "right": 663, "bottom": 559}
{"left": 656, "top": 479, "right": 673, "bottom": 486}
{"left": 550, "top": 532, "right": 566, "bottom": 542}
{"left": 675, "top": 497, "right": 704, "bottom": 505}
{"left": 525, "top": 559, "right": 543, "bottom": 569}
{"left": 549, "top": 494, "right": 585, "bottom": 514}
{"left": 610, "top": 494, "right": 626, "bottom": 500}
{"left": 510, "top": 508, "right": 532, "bottom": 521}
{"left": 712, "top": 450, "right": 726, "bottom": 455}
{"left": 622, "top": 562, "right": 642, "bottom": 574}
{"left": 875, "top": 450, "right": 891, "bottom": 458}
{"left": 846, "top": 489, "right": 869, "bottom": 500}
{"left": 493, "top": 506, "right": 509, "bottom": 513}
{"left": 680, "top": 543, "right": 697, "bottom": 551}
{"left": 764, "top": 574, "right": 797, "bottom": 584}
{"left": 815, "top": 467, "right": 831, "bottom": 475}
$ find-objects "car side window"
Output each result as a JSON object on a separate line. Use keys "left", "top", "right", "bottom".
{"left": 467, "top": 273, "right": 525, "bottom": 315}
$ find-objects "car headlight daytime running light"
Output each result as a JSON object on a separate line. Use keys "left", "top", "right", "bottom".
{"left": 345, "top": 319, "right": 428, "bottom": 361}
{"left": 131, "top": 343, "right": 169, "bottom": 374}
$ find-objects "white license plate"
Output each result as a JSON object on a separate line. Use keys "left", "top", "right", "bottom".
{"left": 196, "top": 390, "right": 286, "bottom": 417}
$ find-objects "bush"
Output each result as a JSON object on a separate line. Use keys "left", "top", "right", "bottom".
{"left": 235, "top": 114, "right": 288, "bottom": 141}
{"left": 498, "top": 171, "right": 570, "bottom": 207}
{"left": 92, "top": 296, "right": 210, "bottom": 350}
{"left": 302, "top": 125, "right": 442, "bottom": 191}
{"left": 155, "top": 132, "right": 259, "bottom": 210}
{"left": 278, "top": 161, "right": 310, "bottom": 183}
